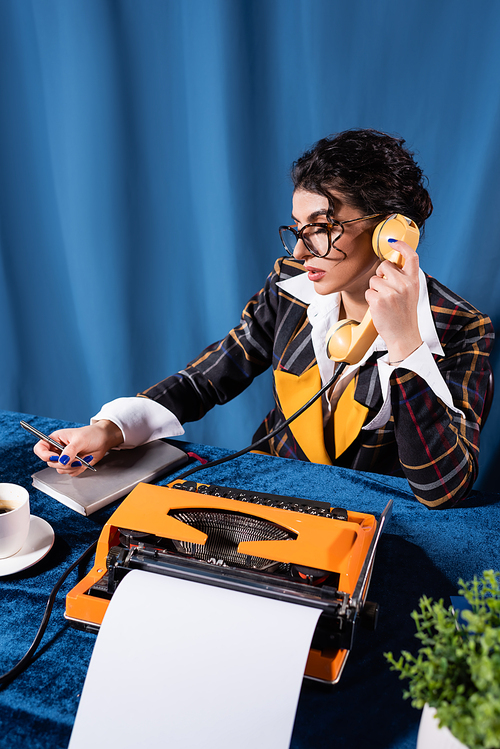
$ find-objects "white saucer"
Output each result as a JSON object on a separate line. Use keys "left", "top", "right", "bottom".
{"left": 0, "top": 515, "right": 55, "bottom": 576}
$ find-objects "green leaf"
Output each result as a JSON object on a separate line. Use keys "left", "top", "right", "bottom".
{"left": 384, "top": 571, "right": 500, "bottom": 748}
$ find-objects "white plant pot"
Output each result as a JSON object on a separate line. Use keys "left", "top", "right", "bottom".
{"left": 417, "top": 704, "right": 469, "bottom": 749}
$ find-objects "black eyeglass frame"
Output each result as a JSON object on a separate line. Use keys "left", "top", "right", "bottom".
{"left": 279, "top": 213, "right": 383, "bottom": 258}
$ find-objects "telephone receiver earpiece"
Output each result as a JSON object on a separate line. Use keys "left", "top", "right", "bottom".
{"left": 325, "top": 214, "right": 420, "bottom": 365}
{"left": 372, "top": 213, "right": 419, "bottom": 260}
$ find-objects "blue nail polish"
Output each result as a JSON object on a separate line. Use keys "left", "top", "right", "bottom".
{"left": 59, "top": 455, "right": 70, "bottom": 465}
{"left": 83, "top": 455, "right": 94, "bottom": 463}
{"left": 387, "top": 238, "right": 398, "bottom": 243}
{"left": 49, "top": 456, "right": 59, "bottom": 462}
{"left": 71, "top": 460, "right": 82, "bottom": 468}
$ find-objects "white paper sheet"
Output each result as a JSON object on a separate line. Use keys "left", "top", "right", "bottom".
{"left": 69, "top": 569, "right": 321, "bottom": 749}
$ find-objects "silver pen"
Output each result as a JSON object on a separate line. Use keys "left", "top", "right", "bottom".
{"left": 20, "top": 420, "right": 97, "bottom": 472}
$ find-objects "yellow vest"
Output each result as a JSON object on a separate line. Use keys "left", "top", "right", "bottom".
{"left": 274, "top": 364, "right": 369, "bottom": 464}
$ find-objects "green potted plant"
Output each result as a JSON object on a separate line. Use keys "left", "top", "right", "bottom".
{"left": 385, "top": 569, "right": 500, "bottom": 749}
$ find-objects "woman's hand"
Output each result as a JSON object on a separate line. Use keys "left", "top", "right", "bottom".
{"left": 33, "top": 420, "right": 124, "bottom": 476}
{"left": 365, "top": 239, "right": 423, "bottom": 363}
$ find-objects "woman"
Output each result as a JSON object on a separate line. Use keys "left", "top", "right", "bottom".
{"left": 34, "top": 129, "right": 494, "bottom": 508}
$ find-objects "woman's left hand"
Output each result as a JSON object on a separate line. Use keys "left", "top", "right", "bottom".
{"left": 365, "top": 239, "right": 423, "bottom": 363}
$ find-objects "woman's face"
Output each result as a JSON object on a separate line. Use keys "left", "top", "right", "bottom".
{"left": 291, "top": 188, "right": 382, "bottom": 298}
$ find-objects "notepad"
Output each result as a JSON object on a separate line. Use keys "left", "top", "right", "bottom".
{"left": 31, "top": 440, "right": 189, "bottom": 515}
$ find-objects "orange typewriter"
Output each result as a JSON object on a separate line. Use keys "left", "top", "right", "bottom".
{"left": 66, "top": 480, "right": 392, "bottom": 684}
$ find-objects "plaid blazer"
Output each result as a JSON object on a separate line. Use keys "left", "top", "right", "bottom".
{"left": 141, "top": 257, "right": 494, "bottom": 509}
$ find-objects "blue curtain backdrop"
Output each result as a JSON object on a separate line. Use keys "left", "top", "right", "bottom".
{"left": 1, "top": 0, "right": 500, "bottom": 491}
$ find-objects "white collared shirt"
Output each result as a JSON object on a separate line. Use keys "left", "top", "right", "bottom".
{"left": 92, "top": 268, "right": 464, "bottom": 447}
{"left": 276, "top": 268, "right": 464, "bottom": 430}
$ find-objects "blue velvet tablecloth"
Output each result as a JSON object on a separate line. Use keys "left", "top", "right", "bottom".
{"left": 1, "top": 409, "right": 500, "bottom": 749}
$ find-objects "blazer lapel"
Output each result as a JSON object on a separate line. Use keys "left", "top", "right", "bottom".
{"left": 352, "top": 354, "right": 385, "bottom": 413}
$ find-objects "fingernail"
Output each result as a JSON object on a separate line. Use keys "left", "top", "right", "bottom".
{"left": 49, "top": 456, "right": 59, "bottom": 462}
{"left": 83, "top": 455, "right": 94, "bottom": 463}
{"left": 71, "top": 460, "right": 82, "bottom": 468}
{"left": 387, "top": 238, "right": 398, "bottom": 243}
{"left": 59, "top": 455, "right": 70, "bottom": 465}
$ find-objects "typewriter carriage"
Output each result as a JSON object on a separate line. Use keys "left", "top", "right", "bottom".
{"left": 66, "top": 481, "right": 391, "bottom": 684}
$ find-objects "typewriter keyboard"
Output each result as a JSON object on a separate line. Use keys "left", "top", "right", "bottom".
{"left": 169, "top": 480, "right": 348, "bottom": 521}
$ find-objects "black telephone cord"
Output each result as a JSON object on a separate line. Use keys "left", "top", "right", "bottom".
{"left": 0, "top": 540, "right": 97, "bottom": 687}
{"left": 1, "top": 361, "right": 347, "bottom": 686}
{"left": 175, "top": 361, "right": 347, "bottom": 480}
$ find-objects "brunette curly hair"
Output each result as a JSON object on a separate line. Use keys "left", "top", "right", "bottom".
{"left": 291, "top": 129, "right": 433, "bottom": 228}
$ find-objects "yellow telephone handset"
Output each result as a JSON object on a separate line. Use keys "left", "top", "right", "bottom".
{"left": 325, "top": 214, "right": 420, "bottom": 365}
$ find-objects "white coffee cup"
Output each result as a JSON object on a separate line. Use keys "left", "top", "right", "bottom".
{"left": 0, "top": 484, "right": 31, "bottom": 559}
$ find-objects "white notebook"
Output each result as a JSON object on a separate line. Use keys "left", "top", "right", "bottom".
{"left": 31, "top": 440, "right": 189, "bottom": 516}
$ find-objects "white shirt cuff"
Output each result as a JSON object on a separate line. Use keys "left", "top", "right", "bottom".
{"left": 363, "top": 343, "right": 465, "bottom": 431}
{"left": 91, "top": 397, "right": 185, "bottom": 448}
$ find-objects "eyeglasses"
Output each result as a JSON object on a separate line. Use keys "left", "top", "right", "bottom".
{"left": 279, "top": 214, "right": 382, "bottom": 258}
